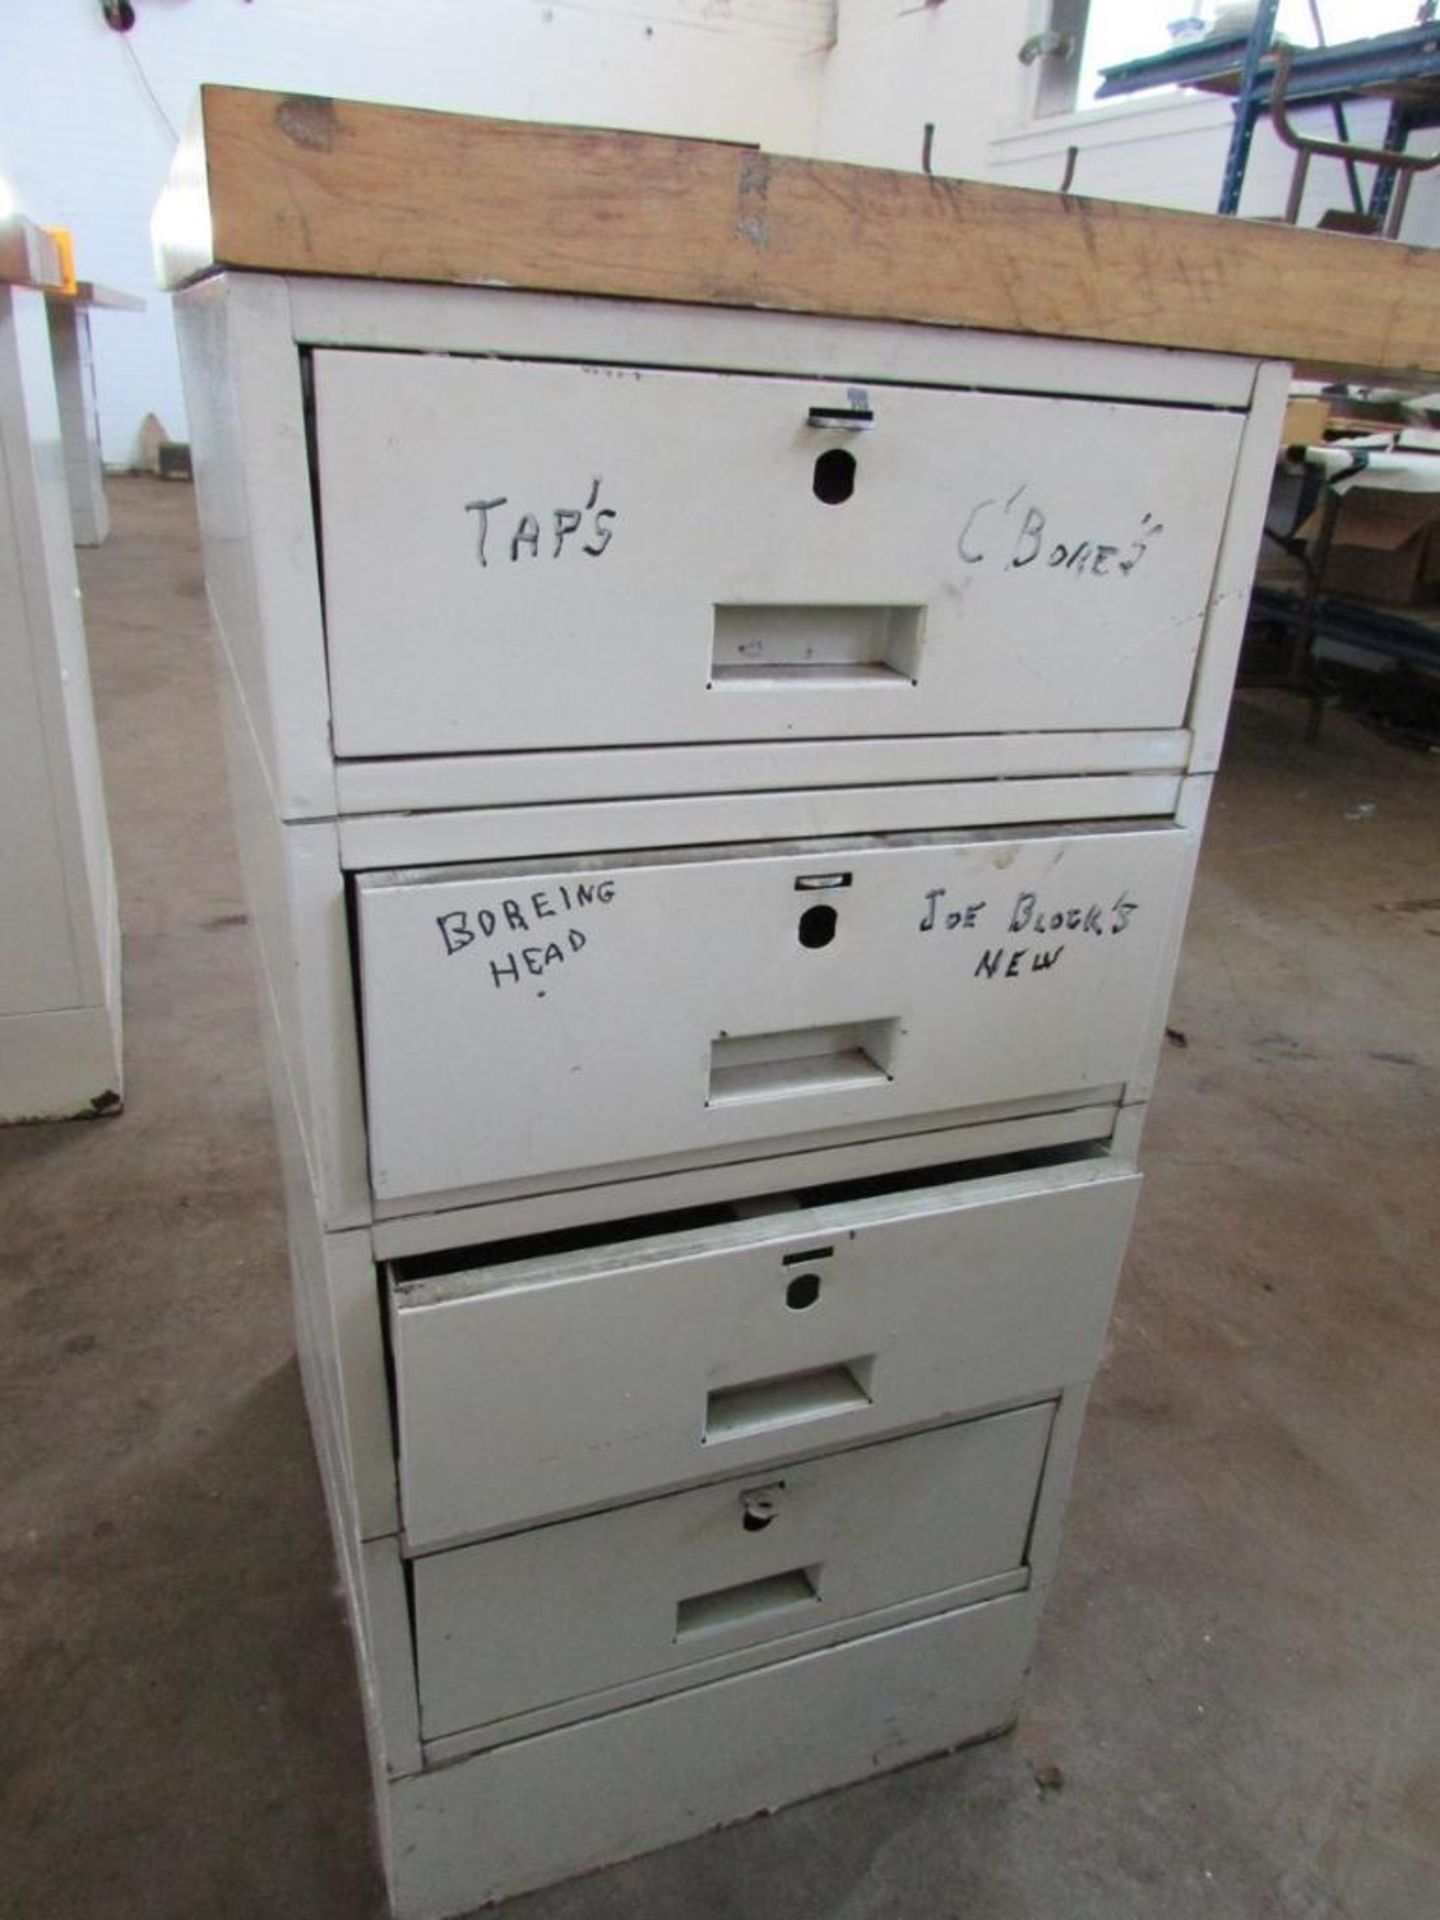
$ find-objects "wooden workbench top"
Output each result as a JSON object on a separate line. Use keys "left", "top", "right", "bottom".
{"left": 154, "top": 84, "right": 1440, "bottom": 378}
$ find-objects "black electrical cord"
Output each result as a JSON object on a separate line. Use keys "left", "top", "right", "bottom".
{"left": 119, "top": 30, "right": 179, "bottom": 143}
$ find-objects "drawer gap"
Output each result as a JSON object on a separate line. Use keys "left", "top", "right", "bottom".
{"left": 705, "top": 1358, "right": 874, "bottom": 1442}
{"left": 675, "top": 1567, "right": 821, "bottom": 1641}
{"left": 387, "top": 1136, "right": 1112, "bottom": 1287}
{"left": 791, "top": 1138, "right": 1107, "bottom": 1208}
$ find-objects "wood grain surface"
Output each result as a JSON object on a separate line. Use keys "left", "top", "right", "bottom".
{"left": 154, "top": 85, "right": 1440, "bottom": 377}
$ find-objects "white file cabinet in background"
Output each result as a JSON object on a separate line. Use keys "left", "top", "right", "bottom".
{"left": 152, "top": 85, "right": 1425, "bottom": 1920}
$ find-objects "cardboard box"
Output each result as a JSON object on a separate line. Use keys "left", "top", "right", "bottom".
{"left": 1303, "top": 485, "right": 1440, "bottom": 606}
{"left": 1281, "top": 394, "right": 1332, "bottom": 446}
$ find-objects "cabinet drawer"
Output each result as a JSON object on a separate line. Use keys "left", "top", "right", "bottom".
{"left": 314, "top": 352, "right": 1243, "bottom": 758}
{"left": 413, "top": 1403, "right": 1053, "bottom": 1743}
{"left": 356, "top": 821, "right": 1193, "bottom": 1206}
{"left": 392, "top": 1155, "right": 1137, "bottom": 1551}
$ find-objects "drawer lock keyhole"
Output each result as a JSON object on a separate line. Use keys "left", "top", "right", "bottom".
{"left": 798, "top": 904, "right": 838, "bottom": 949}
{"left": 813, "top": 448, "right": 857, "bottom": 506}
{"left": 785, "top": 1272, "right": 822, "bottom": 1311}
{"left": 741, "top": 1484, "right": 784, "bottom": 1532}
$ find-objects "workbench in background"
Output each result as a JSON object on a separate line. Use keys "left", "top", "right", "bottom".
{"left": 0, "top": 220, "right": 122, "bottom": 1122}
{"left": 44, "top": 281, "right": 145, "bottom": 547}
{"left": 1099, "top": 14, "right": 1440, "bottom": 222}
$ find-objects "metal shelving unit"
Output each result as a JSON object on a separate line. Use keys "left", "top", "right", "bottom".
{"left": 1098, "top": 16, "right": 1440, "bottom": 217}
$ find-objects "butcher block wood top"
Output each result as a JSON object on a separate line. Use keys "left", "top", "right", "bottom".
{"left": 154, "top": 84, "right": 1440, "bottom": 378}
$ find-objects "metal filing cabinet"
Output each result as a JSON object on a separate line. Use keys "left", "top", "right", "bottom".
{"left": 157, "top": 89, "right": 1314, "bottom": 1920}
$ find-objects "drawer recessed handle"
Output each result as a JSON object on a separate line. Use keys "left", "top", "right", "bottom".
{"left": 707, "top": 1360, "right": 874, "bottom": 1443}
{"left": 707, "top": 1021, "right": 896, "bottom": 1106}
{"left": 710, "top": 606, "right": 921, "bottom": 686}
{"left": 675, "top": 1565, "right": 819, "bottom": 1640}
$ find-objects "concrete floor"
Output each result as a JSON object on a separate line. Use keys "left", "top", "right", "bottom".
{"left": 3, "top": 477, "right": 1439, "bottom": 1920}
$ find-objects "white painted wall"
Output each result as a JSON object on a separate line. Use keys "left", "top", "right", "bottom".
{"left": 0, "top": 0, "right": 833, "bottom": 466}
{"left": 813, "top": 0, "right": 1050, "bottom": 175}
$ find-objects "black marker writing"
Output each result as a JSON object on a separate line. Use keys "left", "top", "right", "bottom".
{"left": 435, "top": 879, "right": 617, "bottom": 991}
{"left": 488, "top": 928, "right": 587, "bottom": 989}
{"left": 511, "top": 514, "right": 541, "bottom": 561}
{"left": 553, "top": 507, "right": 581, "bottom": 557}
{"left": 974, "top": 945, "right": 1066, "bottom": 980}
{"left": 463, "top": 477, "right": 618, "bottom": 569}
{"left": 463, "top": 496, "right": 508, "bottom": 568}
{"left": 1009, "top": 889, "right": 1139, "bottom": 937}
{"left": 918, "top": 886, "right": 987, "bottom": 933}
{"left": 957, "top": 483, "right": 1165, "bottom": 581}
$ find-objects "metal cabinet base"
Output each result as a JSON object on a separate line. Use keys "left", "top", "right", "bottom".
{"left": 382, "top": 1592, "right": 1038, "bottom": 1920}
